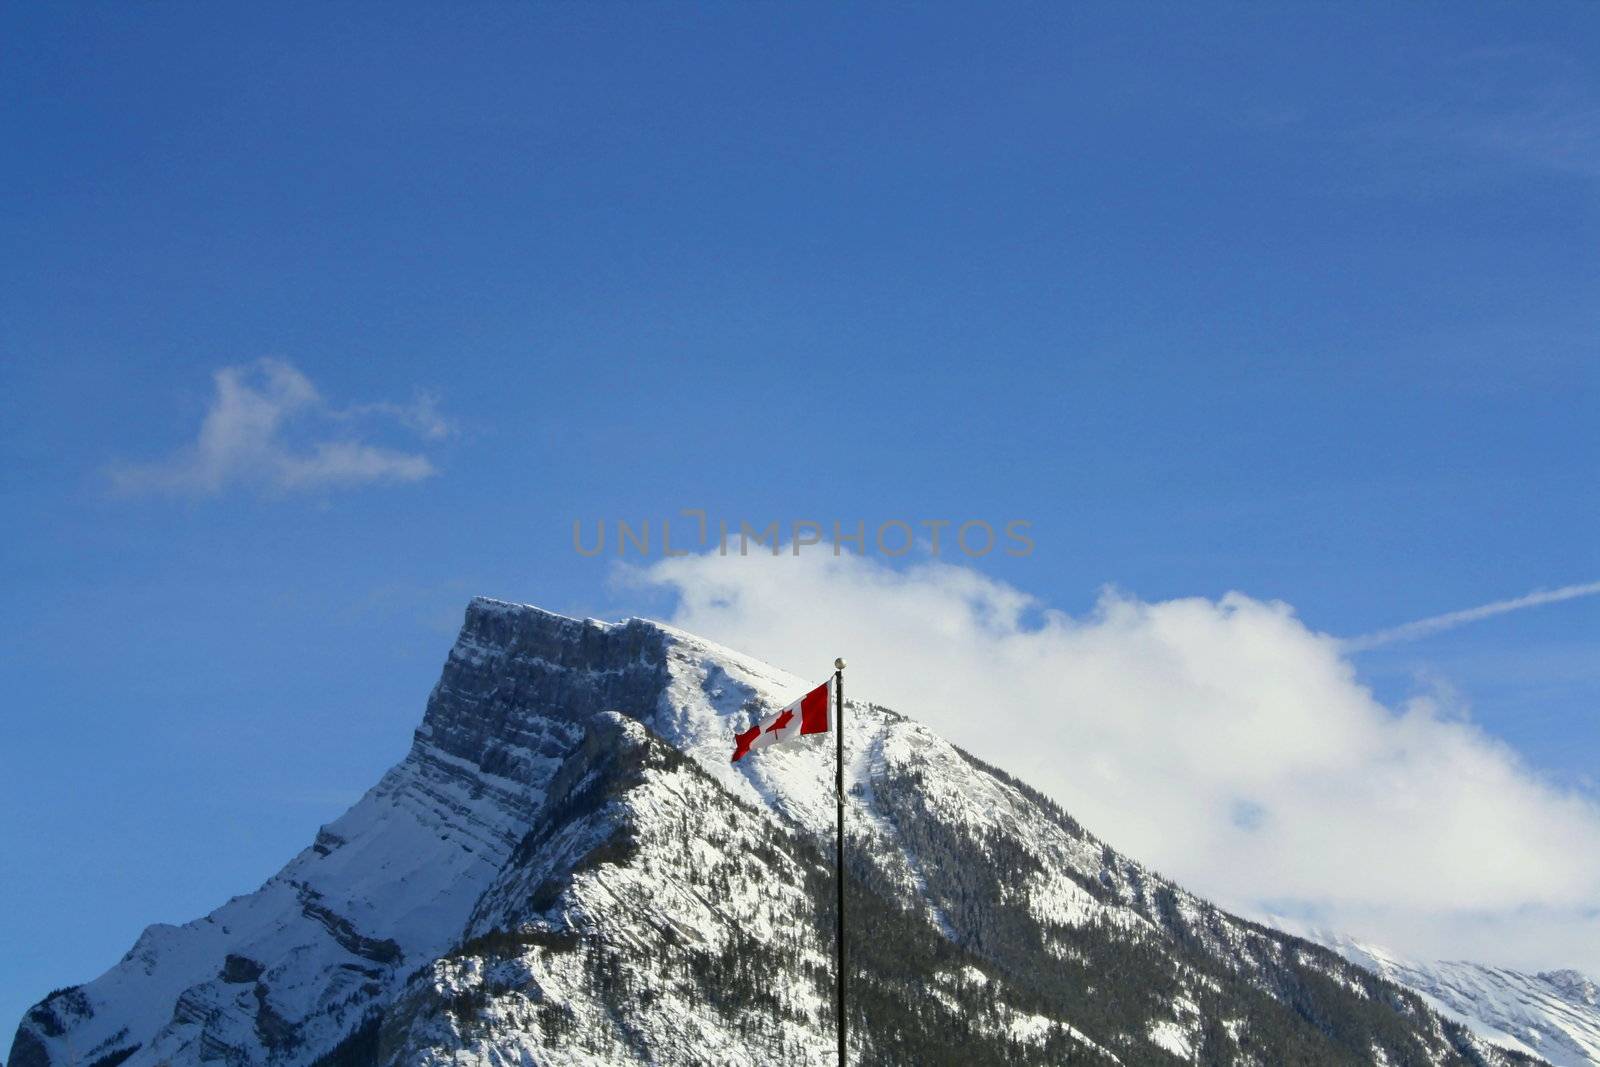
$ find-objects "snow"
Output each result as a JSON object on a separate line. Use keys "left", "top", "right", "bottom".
{"left": 1307, "top": 931, "right": 1600, "bottom": 1067}
{"left": 13, "top": 597, "right": 1568, "bottom": 1067}
{"left": 1149, "top": 1018, "right": 1194, "bottom": 1060}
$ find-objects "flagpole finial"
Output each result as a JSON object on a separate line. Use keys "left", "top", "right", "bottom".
{"left": 834, "top": 657, "right": 846, "bottom": 671}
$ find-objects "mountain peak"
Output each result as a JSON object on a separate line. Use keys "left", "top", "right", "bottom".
{"left": 9, "top": 600, "right": 1552, "bottom": 1067}
{"left": 1541, "top": 969, "right": 1600, "bottom": 1006}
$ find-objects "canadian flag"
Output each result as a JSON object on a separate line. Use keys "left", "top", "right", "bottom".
{"left": 732, "top": 677, "right": 832, "bottom": 762}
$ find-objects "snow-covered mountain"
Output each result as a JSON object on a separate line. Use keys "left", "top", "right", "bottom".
{"left": 7, "top": 598, "right": 1555, "bottom": 1066}
{"left": 1319, "top": 938, "right": 1600, "bottom": 1067}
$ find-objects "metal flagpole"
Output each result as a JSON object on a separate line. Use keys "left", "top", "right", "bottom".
{"left": 833, "top": 656, "right": 847, "bottom": 1067}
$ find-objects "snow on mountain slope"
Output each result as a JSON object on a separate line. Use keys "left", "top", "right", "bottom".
{"left": 9, "top": 601, "right": 665, "bottom": 1067}
{"left": 9, "top": 598, "right": 1551, "bottom": 1067}
{"left": 1323, "top": 937, "right": 1600, "bottom": 1066}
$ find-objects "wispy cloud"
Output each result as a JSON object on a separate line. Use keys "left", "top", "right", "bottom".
{"left": 1344, "top": 580, "right": 1600, "bottom": 652}
{"left": 1367, "top": 46, "right": 1600, "bottom": 184}
{"left": 340, "top": 392, "right": 454, "bottom": 442}
{"left": 110, "top": 359, "right": 451, "bottom": 496}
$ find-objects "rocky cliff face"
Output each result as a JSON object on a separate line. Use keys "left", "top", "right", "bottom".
{"left": 8, "top": 598, "right": 1554, "bottom": 1067}
{"left": 9, "top": 601, "right": 670, "bottom": 1067}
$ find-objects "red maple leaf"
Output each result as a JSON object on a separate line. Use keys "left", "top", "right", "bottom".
{"left": 732, "top": 724, "right": 761, "bottom": 762}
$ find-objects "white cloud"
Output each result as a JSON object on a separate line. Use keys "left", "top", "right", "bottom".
{"left": 110, "top": 359, "right": 448, "bottom": 495}
{"left": 1345, "top": 580, "right": 1600, "bottom": 651}
{"left": 633, "top": 552, "right": 1600, "bottom": 974}
{"left": 340, "top": 391, "right": 454, "bottom": 442}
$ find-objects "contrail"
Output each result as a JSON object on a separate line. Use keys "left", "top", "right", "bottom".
{"left": 1344, "top": 580, "right": 1600, "bottom": 652}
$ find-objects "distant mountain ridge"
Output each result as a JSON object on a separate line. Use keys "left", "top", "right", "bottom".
{"left": 1317, "top": 936, "right": 1600, "bottom": 1067}
{"left": 8, "top": 597, "right": 1561, "bottom": 1065}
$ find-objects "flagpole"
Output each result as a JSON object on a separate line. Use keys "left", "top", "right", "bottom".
{"left": 833, "top": 656, "right": 847, "bottom": 1067}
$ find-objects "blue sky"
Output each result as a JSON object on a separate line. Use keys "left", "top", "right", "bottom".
{"left": 3, "top": 2, "right": 1597, "bottom": 1033}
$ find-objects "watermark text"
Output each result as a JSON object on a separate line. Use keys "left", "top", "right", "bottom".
{"left": 572, "top": 511, "right": 1034, "bottom": 558}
